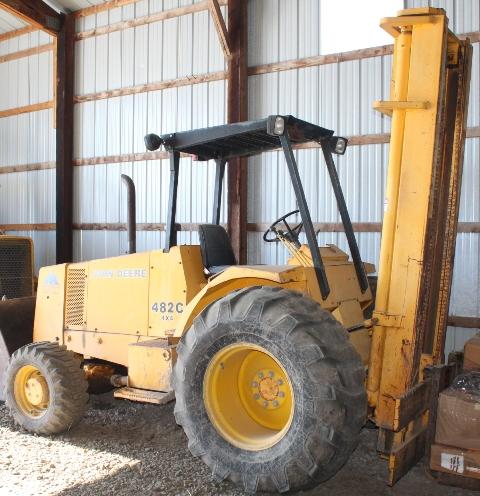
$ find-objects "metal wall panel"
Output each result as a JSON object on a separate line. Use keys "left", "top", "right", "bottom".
{"left": 0, "top": 0, "right": 478, "bottom": 361}
{"left": 0, "top": 10, "right": 27, "bottom": 35}
{"left": 402, "top": 0, "right": 480, "bottom": 355}
{"left": 247, "top": 0, "right": 480, "bottom": 359}
{"left": 73, "top": 2, "right": 227, "bottom": 261}
{"left": 0, "top": 30, "right": 56, "bottom": 270}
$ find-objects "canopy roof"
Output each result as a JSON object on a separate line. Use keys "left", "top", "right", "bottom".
{"left": 159, "top": 115, "right": 334, "bottom": 161}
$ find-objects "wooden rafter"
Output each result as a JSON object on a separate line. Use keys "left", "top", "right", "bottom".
{"left": 0, "top": 0, "right": 63, "bottom": 36}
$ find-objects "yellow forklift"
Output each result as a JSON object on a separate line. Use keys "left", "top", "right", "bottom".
{"left": 0, "top": 8, "right": 472, "bottom": 493}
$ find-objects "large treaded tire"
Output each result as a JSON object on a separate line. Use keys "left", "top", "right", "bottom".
{"left": 173, "top": 286, "right": 367, "bottom": 494}
{"left": 4, "top": 342, "right": 89, "bottom": 435}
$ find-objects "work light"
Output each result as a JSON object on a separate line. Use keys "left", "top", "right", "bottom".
{"left": 273, "top": 116, "right": 285, "bottom": 135}
{"left": 331, "top": 136, "right": 348, "bottom": 155}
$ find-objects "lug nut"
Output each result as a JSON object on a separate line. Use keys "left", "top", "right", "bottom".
{"left": 277, "top": 379, "right": 283, "bottom": 386}
{"left": 252, "top": 381, "right": 258, "bottom": 388}
{"left": 278, "top": 391, "right": 285, "bottom": 398}
{"left": 269, "top": 371, "right": 275, "bottom": 378}
{"left": 263, "top": 401, "right": 269, "bottom": 408}
{"left": 254, "top": 393, "right": 260, "bottom": 400}
{"left": 273, "top": 400, "right": 279, "bottom": 407}
{"left": 258, "top": 372, "right": 264, "bottom": 379}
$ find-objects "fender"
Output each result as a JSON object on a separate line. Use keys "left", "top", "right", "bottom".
{"left": 174, "top": 265, "right": 307, "bottom": 337}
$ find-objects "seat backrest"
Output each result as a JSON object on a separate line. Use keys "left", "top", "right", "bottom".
{"left": 198, "top": 224, "right": 237, "bottom": 270}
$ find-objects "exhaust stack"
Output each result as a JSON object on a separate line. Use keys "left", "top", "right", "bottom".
{"left": 121, "top": 174, "right": 136, "bottom": 254}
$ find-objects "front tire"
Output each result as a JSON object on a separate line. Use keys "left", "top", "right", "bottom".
{"left": 173, "top": 286, "right": 366, "bottom": 493}
{"left": 4, "top": 342, "right": 89, "bottom": 434}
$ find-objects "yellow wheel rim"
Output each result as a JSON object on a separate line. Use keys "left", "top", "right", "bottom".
{"left": 13, "top": 365, "right": 50, "bottom": 418}
{"left": 203, "top": 343, "right": 294, "bottom": 451}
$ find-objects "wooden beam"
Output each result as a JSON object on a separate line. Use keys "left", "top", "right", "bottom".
{"left": 0, "top": 161, "right": 55, "bottom": 174}
{"left": 75, "top": 0, "right": 227, "bottom": 41}
{"left": 74, "top": 70, "right": 226, "bottom": 103}
{"left": 467, "top": 126, "right": 480, "bottom": 138}
{"left": 0, "top": 25, "right": 37, "bottom": 43}
{"left": 0, "top": 0, "right": 63, "bottom": 36}
{"left": 74, "top": 0, "right": 139, "bottom": 18}
{"left": 461, "top": 31, "right": 480, "bottom": 43}
{"left": 247, "top": 31, "right": 479, "bottom": 77}
{"left": 208, "top": 0, "right": 231, "bottom": 59}
{"left": 249, "top": 45, "right": 395, "bottom": 77}
{"left": 0, "top": 43, "right": 53, "bottom": 64}
{"left": 0, "top": 223, "right": 55, "bottom": 231}
{"left": 0, "top": 127, "right": 474, "bottom": 173}
{"left": 71, "top": 31, "right": 480, "bottom": 105}
{"left": 247, "top": 222, "right": 383, "bottom": 233}
{"left": 227, "top": 0, "right": 248, "bottom": 263}
{"left": 0, "top": 100, "right": 53, "bottom": 118}
{"left": 55, "top": 13, "right": 75, "bottom": 263}
{"left": 3, "top": 221, "right": 480, "bottom": 235}
{"left": 447, "top": 315, "right": 480, "bottom": 329}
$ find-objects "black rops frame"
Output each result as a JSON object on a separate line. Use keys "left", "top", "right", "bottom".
{"left": 148, "top": 115, "right": 368, "bottom": 300}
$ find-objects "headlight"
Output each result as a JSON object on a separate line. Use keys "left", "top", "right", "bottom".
{"left": 267, "top": 115, "right": 286, "bottom": 136}
{"left": 331, "top": 136, "right": 348, "bottom": 155}
{"left": 273, "top": 116, "right": 285, "bottom": 135}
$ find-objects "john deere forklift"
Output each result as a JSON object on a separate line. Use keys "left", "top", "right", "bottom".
{"left": 0, "top": 8, "right": 472, "bottom": 494}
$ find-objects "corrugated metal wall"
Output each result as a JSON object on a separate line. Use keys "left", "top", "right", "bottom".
{"left": 73, "top": 0, "right": 227, "bottom": 259}
{"left": 0, "top": 0, "right": 478, "bottom": 357}
{"left": 402, "top": 0, "right": 480, "bottom": 354}
{"left": 0, "top": 29, "right": 56, "bottom": 272}
{"left": 247, "top": 0, "right": 480, "bottom": 356}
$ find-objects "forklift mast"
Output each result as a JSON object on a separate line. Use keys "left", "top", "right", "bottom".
{"left": 367, "top": 8, "right": 472, "bottom": 483}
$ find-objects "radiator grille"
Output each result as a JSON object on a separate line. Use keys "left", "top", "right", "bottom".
{"left": 0, "top": 238, "right": 33, "bottom": 298}
{"left": 65, "top": 268, "right": 87, "bottom": 327}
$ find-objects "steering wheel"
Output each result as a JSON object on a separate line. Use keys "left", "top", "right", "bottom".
{"left": 263, "top": 210, "right": 304, "bottom": 246}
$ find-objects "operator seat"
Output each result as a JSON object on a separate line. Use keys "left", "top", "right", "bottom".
{"left": 198, "top": 224, "right": 237, "bottom": 274}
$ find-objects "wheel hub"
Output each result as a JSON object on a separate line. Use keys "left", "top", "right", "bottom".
{"left": 14, "top": 365, "right": 50, "bottom": 417}
{"left": 204, "top": 343, "right": 294, "bottom": 451}
{"left": 25, "top": 374, "right": 49, "bottom": 406}
{"left": 251, "top": 369, "right": 287, "bottom": 409}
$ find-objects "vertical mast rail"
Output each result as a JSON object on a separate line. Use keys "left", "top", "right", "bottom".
{"left": 366, "top": 7, "right": 472, "bottom": 485}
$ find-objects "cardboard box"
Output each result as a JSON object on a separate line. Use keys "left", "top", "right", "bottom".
{"left": 464, "top": 333, "right": 480, "bottom": 371}
{"left": 431, "top": 443, "right": 480, "bottom": 480}
{"left": 435, "top": 389, "right": 480, "bottom": 451}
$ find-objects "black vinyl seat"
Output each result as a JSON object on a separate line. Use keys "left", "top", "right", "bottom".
{"left": 198, "top": 224, "right": 237, "bottom": 274}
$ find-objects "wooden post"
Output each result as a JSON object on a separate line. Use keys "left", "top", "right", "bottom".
{"left": 227, "top": 0, "right": 248, "bottom": 263}
{"left": 55, "top": 13, "right": 75, "bottom": 263}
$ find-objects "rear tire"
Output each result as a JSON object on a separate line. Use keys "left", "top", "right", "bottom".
{"left": 4, "top": 342, "right": 89, "bottom": 435}
{"left": 173, "top": 286, "right": 366, "bottom": 493}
